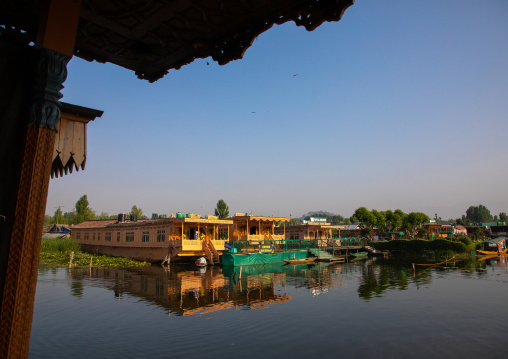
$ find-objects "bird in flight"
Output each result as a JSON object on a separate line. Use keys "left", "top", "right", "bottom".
{"left": 293, "top": 74, "right": 298, "bottom": 77}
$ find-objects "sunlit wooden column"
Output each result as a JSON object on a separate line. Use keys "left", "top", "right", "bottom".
{"left": 0, "top": 1, "right": 80, "bottom": 357}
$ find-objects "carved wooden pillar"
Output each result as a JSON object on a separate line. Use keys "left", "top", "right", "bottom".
{"left": 0, "top": 1, "right": 80, "bottom": 356}
{"left": 0, "top": 47, "right": 70, "bottom": 359}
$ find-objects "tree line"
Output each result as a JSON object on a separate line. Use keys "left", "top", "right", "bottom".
{"left": 45, "top": 197, "right": 231, "bottom": 226}
{"left": 45, "top": 195, "right": 147, "bottom": 226}
{"left": 46, "top": 196, "right": 506, "bottom": 236}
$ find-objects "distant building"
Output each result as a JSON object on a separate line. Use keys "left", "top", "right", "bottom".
{"left": 221, "top": 213, "right": 289, "bottom": 242}
{"left": 424, "top": 223, "right": 468, "bottom": 238}
{"left": 275, "top": 221, "right": 332, "bottom": 240}
{"left": 453, "top": 225, "right": 468, "bottom": 236}
{"left": 72, "top": 215, "right": 233, "bottom": 263}
{"left": 43, "top": 224, "right": 71, "bottom": 238}
{"left": 491, "top": 224, "right": 508, "bottom": 237}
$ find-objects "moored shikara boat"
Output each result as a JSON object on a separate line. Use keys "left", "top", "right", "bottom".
{"left": 477, "top": 237, "right": 507, "bottom": 256}
{"left": 350, "top": 251, "right": 368, "bottom": 258}
{"left": 477, "top": 249, "right": 508, "bottom": 255}
{"left": 282, "top": 257, "right": 317, "bottom": 265}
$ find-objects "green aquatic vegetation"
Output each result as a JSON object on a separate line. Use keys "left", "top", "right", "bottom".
{"left": 40, "top": 237, "right": 81, "bottom": 252}
{"left": 372, "top": 238, "right": 475, "bottom": 257}
{"left": 40, "top": 237, "right": 150, "bottom": 268}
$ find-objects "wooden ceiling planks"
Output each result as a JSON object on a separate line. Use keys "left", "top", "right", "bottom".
{"left": 2, "top": 0, "right": 354, "bottom": 82}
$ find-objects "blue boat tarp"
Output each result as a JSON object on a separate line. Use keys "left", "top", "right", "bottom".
{"left": 222, "top": 250, "right": 308, "bottom": 266}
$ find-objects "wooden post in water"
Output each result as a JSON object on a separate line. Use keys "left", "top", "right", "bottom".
{"left": 89, "top": 256, "right": 93, "bottom": 267}
{"left": 68, "top": 252, "right": 74, "bottom": 269}
{"left": 413, "top": 263, "right": 416, "bottom": 277}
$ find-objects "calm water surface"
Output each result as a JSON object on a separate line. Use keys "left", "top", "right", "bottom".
{"left": 30, "top": 256, "right": 508, "bottom": 358}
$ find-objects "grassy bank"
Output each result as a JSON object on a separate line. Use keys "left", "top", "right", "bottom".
{"left": 40, "top": 237, "right": 150, "bottom": 268}
{"left": 371, "top": 238, "right": 477, "bottom": 258}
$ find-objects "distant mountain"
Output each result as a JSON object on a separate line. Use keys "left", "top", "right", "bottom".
{"left": 299, "top": 211, "right": 338, "bottom": 220}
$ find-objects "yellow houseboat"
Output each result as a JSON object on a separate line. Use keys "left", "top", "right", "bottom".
{"left": 72, "top": 214, "right": 233, "bottom": 264}
{"left": 219, "top": 213, "right": 289, "bottom": 248}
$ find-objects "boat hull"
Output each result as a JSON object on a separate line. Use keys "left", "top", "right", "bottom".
{"left": 282, "top": 257, "right": 316, "bottom": 265}
{"left": 477, "top": 249, "right": 508, "bottom": 255}
{"left": 222, "top": 250, "right": 309, "bottom": 266}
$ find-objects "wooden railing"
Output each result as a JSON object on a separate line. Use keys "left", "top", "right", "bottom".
{"left": 237, "top": 234, "right": 285, "bottom": 241}
{"left": 168, "top": 239, "right": 227, "bottom": 251}
{"left": 182, "top": 240, "right": 203, "bottom": 251}
{"left": 212, "top": 239, "right": 226, "bottom": 250}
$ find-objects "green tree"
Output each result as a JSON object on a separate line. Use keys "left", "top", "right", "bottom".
{"left": 53, "top": 207, "right": 66, "bottom": 224}
{"left": 500, "top": 212, "right": 508, "bottom": 223}
{"left": 353, "top": 207, "right": 376, "bottom": 227}
{"left": 74, "top": 195, "right": 95, "bottom": 224}
{"left": 360, "top": 227, "right": 373, "bottom": 238}
{"left": 393, "top": 210, "right": 406, "bottom": 229}
{"left": 403, "top": 212, "right": 429, "bottom": 238}
{"left": 63, "top": 211, "right": 76, "bottom": 224}
{"left": 130, "top": 205, "right": 143, "bottom": 219}
{"left": 97, "top": 211, "right": 110, "bottom": 220}
{"left": 44, "top": 214, "right": 53, "bottom": 227}
{"left": 214, "top": 199, "right": 229, "bottom": 219}
{"left": 417, "top": 227, "right": 430, "bottom": 239}
{"left": 371, "top": 210, "right": 385, "bottom": 229}
{"left": 457, "top": 214, "right": 472, "bottom": 226}
{"left": 466, "top": 204, "right": 492, "bottom": 224}
{"left": 151, "top": 213, "right": 159, "bottom": 220}
{"left": 288, "top": 218, "right": 303, "bottom": 226}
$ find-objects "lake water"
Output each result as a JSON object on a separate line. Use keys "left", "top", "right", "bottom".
{"left": 30, "top": 256, "right": 508, "bottom": 358}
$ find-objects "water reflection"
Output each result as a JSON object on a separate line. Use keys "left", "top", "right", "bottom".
{"left": 356, "top": 258, "right": 428, "bottom": 300}
{"left": 66, "top": 262, "right": 352, "bottom": 316}
{"left": 31, "top": 256, "right": 508, "bottom": 359}
{"left": 62, "top": 255, "right": 508, "bottom": 315}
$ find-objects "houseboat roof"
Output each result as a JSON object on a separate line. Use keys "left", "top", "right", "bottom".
{"left": 345, "top": 223, "right": 361, "bottom": 230}
{"left": 483, "top": 236, "right": 507, "bottom": 244}
{"left": 72, "top": 220, "right": 118, "bottom": 229}
{"left": 71, "top": 217, "right": 233, "bottom": 229}
{"left": 284, "top": 223, "right": 332, "bottom": 229}
{"left": 229, "top": 214, "right": 289, "bottom": 222}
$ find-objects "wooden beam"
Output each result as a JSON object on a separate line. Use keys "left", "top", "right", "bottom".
{"left": 36, "top": 0, "right": 82, "bottom": 57}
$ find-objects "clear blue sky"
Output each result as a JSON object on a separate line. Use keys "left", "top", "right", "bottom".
{"left": 46, "top": 0, "right": 508, "bottom": 220}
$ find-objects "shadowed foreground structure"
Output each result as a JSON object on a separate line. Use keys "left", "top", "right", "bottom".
{"left": 0, "top": 0, "right": 354, "bottom": 357}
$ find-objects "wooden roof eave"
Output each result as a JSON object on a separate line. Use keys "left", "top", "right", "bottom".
{"left": 2, "top": 0, "right": 355, "bottom": 83}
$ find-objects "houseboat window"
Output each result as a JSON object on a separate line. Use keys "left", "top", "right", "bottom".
{"left": 157, "top": 230, "right": 165, "bottom": 242}
{"left": 93, "top": 233, "right": 96, "bottom": 241}
{"left": 105, "top": 232, "right": 111, "bottom": 241}
{"left": 97, "top": 233, "right": 100, "bottom": 241}
{"left": 84, "top": 233, "right": 89, "bottom": 240}
{"left": 126, "top": 232, "right": 134, "bottom": 242}
{"left": 117, "top": 232, "right": 120, "bottom": 242}
{"left": 76, "top": 232, "right": 81, "bottom": 239}
{"left": 142, "top": 231, "right": 150, "bottom": 242}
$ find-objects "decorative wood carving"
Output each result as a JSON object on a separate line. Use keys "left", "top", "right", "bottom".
{"left": 2, "top": 0, "right": 354, "bottom": 82}
{"left": 51, "top": 115, "right": 89, "bottom": 178}
{"left": 28, "top": 48, "right": 70, "bottom": 131}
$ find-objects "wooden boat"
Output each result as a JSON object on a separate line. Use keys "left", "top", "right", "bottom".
{"left": 282, "top": 257, "right": 317, "bottom": 265}
{"left": 195, "top": 257, "right": 208, "bottom": 267}
{"left": 478, "top": 254, "right": 498, "bottom": 262}
{"left": 477, "top": 248, "right": 508, "bottom": 255}
{"left": 350, "top": 251, "right": 368, "bottom": 258}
